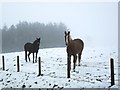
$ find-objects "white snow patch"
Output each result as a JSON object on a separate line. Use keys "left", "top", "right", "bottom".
{"left": 0, "top": 47, "right": 118, "bottom": 89}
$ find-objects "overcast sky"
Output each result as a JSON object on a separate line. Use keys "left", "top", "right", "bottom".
{"left": 0, "top": 2, "right": 118, "bottom": 50}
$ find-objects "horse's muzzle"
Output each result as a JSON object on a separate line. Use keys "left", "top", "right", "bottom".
{"left": 65, "top": 43, "right": 68, "bottom": 46}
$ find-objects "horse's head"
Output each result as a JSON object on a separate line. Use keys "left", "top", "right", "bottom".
{"left": 64, "top": 31, "right": 72, "bottom": 46}
{"left": 35, "top": 37, "right": 41, "bottom": 46}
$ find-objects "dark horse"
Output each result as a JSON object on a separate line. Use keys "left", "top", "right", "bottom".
{"left": 64, "top": 31, "right": 84, "bottom": 71}
{"left": 24, "top": 38, "right": 40, "bottom": 63}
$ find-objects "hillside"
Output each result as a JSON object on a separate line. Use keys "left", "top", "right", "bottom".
{"left": 0, "top": 47, "right": 118, "bottom": 89}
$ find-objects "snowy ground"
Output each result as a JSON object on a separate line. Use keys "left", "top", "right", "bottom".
{"left": 0, "top": 47, "right": 118, "bottom": 89}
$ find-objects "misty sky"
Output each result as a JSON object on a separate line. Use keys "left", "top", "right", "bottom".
{"left": 1, "top": 2, "right": 118, "bottom": 50}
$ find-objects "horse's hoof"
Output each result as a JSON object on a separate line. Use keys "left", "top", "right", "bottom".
{"left": 78, "top": 63, "right": 81, "bottom": 66}
{"left": 73, "top": 69, "right": 75, "bottom": 72}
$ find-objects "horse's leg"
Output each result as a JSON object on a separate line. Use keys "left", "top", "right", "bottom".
{"left": 25, "top": 51, "right": 27, "bottom": 62}
{"left": 32, "top": 53, "right": 34, "bottom": 63}
{"left": 35, "top": 52, "right": 38, "bottom": 63}
{"left": 73, "top": 54, "right": 77, "bottom": 72}
{"left": 78, "top": 53, "right": 82, "bottom": 66}
{"left": 28, "top": 52, "right": 31, "bottom": 62}
{"left": 67, "top": 54, "right": 71, "bottom": 70}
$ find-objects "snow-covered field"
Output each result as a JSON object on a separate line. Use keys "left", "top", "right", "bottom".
{"left": 0, "top": 47, "right": 118, "bottom": 89}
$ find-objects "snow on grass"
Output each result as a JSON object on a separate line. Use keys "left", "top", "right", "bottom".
{"left": 0, "top": 47, "right": 118, "bottom": 89}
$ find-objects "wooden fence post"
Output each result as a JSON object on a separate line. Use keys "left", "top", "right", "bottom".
{"left": 110, "top": 58, "right": 115, "bottom": 86}
{"left": 2, "top": 56, "right": 5, "bottom": 70}
{"left": 17, "top": 56, "right": 20, "bottom": 72}
{"left": 38, "top": 57, "right": 41, "bottom": 76}
{"left": 67, "top": 57, "right": 70, "bottom": 78}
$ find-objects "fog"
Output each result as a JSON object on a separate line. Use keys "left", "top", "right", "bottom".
{"left": 1, "top": 2, "right": 118, "bottom": 50}
{"left": 1, "top": 22, "right": 67, "bottom": 52}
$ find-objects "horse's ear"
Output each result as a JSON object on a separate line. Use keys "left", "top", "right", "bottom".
{"left": 65, "top": 31, "right": 67, "bottom": 34}
{"left": 68, "top": 31, "right": 70, "bottom": 34}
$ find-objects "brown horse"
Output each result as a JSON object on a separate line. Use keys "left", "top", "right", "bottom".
{"left": 64, "top": 31, "right": 84, "bottom": 71}
{"left": 24, "top": 38, "right": 40, "bottom": 63}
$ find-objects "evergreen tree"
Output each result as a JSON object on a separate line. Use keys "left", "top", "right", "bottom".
{"left": 2, "top": 21, "right": 67, "bottom": 53}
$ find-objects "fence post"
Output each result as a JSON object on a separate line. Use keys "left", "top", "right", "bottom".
{"left": 38, "top": 57, "right": 41, "bottom": 76}
{"left": 17, "top": 56, "right": 20, "bottom": 72}
{"left": 67, "top": 57, "right": 70, "bottom": 78}
{"left": 2, "top": 56, "right": 5, "bottom": 70}
{"left": 110, "top": 58, "right": 115, "bottom": 86}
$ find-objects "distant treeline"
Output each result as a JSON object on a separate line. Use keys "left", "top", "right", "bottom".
{"left": 1, "top": 21, "right": 67, "bottom": 53}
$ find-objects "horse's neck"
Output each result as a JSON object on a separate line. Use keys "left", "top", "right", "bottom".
{"left": 33, "top": 41, "right": 36, "bottom": 44}
{"left": 33, "top": 41, "right": 38, "bottom": 46}
{"left": 68, "top": 36, "right": 73, "bottom": 44}
{"left": 32, "top": 41, "right": 39, "bottom": 49}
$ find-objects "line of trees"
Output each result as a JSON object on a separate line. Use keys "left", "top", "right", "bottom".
{"left": 1, "top": 21, "right": 67, "bottom": 53}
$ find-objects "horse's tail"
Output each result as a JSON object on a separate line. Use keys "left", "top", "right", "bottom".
{"left": 80, "top": 39, "right": 84, "bottom": 51}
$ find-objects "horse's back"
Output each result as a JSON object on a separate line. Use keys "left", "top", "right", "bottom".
{"left": 67, "top": 39, "right": 84, "bottom": 55}
{"left": 74, "top": 39, "right": 84, "bottom": 51}
{"left": 24, "top": 42, "right": 33, "bottom": 51}
{"left": 74, "top": 39, "right": 84, "bottom": 47}
{"left": 24, "top": 42, "right": 39, "bottom": 53}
